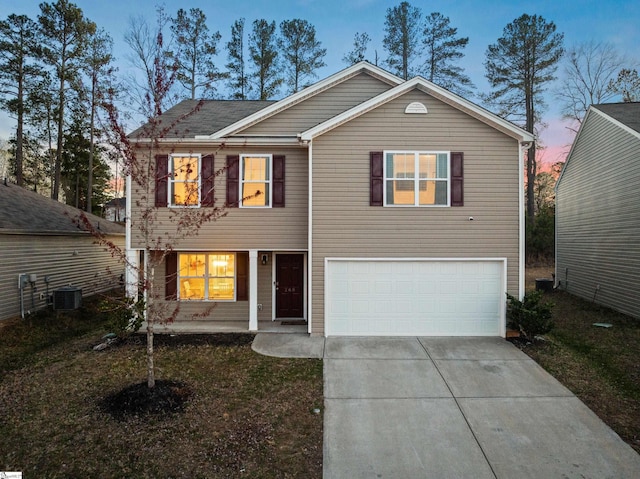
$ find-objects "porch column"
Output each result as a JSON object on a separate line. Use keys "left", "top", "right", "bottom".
{"left": 249, "top": 250, "right": 258, "bottom": 331}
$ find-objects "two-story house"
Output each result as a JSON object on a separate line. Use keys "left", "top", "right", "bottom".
{"left": 126, "top": 62, "right": 534, "bottom": 337}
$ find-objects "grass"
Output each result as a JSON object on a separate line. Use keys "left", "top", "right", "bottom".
{"left": 522, "top": 266, "right": 640, "bottom": 453}
{"left": 0, "top": 294, "right": 323, "bottom": 478}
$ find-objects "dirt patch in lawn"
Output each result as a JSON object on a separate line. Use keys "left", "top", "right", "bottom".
{"left": 520, "top": 266, "right": 640, "bottom": 453}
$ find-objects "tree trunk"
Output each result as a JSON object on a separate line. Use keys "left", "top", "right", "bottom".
{"left": 15, "top": 61, "right": 24, "bottom": 187}
{"left": 52, "top": 74, "right": 65, "bottom": 201}
{"left": 87, "top": 75, "right": 96, "bottom": 213}
{"left": 147, "top": 319, "right": 155, "bottom": 389}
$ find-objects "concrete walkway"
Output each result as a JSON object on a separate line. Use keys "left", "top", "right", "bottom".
{"left": 253, "top": 334, "right": 640, "bottom": 478}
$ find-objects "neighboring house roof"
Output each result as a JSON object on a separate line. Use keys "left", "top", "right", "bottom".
{"left": 128, "top": 100, "right": 274, "bottom": 139}
{"left": 0, "top": 182, "right": 125, "bottom": 235}
{"left": 556, "top": 102, "right": 640, "bottom": 189}
{"left": 592, "top": 102, "right": 640, "bottom": 135}
{"left": 105, "top": 197, "right": 126, "bottom": 208}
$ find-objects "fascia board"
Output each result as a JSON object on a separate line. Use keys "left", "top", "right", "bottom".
{"left": 300, "top": 76, "right": 534, "bottom": 143}
{"left": 196, "top": 62, "right": 403, "bottom": 140}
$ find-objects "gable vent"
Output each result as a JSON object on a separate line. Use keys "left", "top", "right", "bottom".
{"left": 405, "top": 102, "right": 428, "bottom": 114}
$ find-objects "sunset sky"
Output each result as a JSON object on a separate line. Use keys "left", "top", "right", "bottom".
{"left": 1, "top": 0, "right": 639, "bottom": 165}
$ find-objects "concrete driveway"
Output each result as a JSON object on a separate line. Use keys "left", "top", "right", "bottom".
{"left": 323, "top": 336, "right": 640, "bottom": 479}
{"left": 252, "top": 334, "right": 640, "bottom": 478}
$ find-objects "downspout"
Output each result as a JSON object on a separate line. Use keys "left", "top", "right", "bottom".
{"left": 307, "top": 139, "right": 313, "bottom": 335}
{"left": 519, "top": 141, "right": 533, "bottom": 299}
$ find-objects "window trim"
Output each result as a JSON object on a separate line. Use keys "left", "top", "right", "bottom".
{"left": 177, "top": 252, "right": 237, "bottom": 302}
{"left": 169, "top": 153, "right": 202, "bottom": 208}
{"left": 240, "top": 153, "right": 272, "bottom": 208}
{"left": 383, "top": 150, "right": 451, "bottom": 207}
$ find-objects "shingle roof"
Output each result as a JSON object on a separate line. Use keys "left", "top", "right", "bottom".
{"left": 0, "top": 182, "right": 124, "bottom": 235}
{"left": 128, "top": 99, "right": 275, "bottom": 139}
{"left": 594, "top": 102, "right": 640, "bottom": 134}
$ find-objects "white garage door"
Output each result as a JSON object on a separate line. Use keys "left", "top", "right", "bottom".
{"left": 325, "top": 259, "right": 505, "bottom": 336}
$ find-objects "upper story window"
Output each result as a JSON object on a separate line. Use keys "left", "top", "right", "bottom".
{"left": 384, "top": 151, "right": 449, "bottom": 206}
{"left": 241, "top": 154, "right": 271, "bottom": 207}
{"left": 170, "top": 154, "right": 200, "bottom": 206}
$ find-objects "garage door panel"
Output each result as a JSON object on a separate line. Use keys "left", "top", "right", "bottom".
{"left": 326, "top": 260, "right": 504, "bottom": 336}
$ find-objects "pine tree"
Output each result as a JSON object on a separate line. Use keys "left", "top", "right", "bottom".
{"left": 82, "top": 28, "right": 113, "bottom": 213}
{"left": 343, "top": 32, "right": 371, "bottom": 65}
{"left": 0, "top": 14, "right": 44, "bottom": 187}
{"left": 38, "top": 0, "right": 96, "bottom": 201}
{"left": 248, "top": 19, "right": 282, "bottom": 100}
{"left": 170, "top": 8, "right": 223, "bottom": 100}
{"left": 484, "top": 14, "right": 564, "bottom": 229}
{"left": 422, "top": 12, "right": 474, "bottom": 96}
{"left": 383, "top": 1, "right": 422, "bottom": 80}
{"left": 225, "top": 18, "right": 250, "bottom": 100}
{"left": 278, "top": 19, "right": 326, "bottom": 94}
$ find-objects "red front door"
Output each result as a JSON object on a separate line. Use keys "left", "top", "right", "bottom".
{"left": 275, "top": 254, "right": 304, "bottom": 318}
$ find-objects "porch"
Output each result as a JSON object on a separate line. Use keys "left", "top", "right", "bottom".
{"left": 143, "top": 319, "right": 308, "bottom": 335}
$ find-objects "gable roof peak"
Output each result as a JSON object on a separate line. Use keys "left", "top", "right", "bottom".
{"left": 197, "top": 62, "right": 403, "bottom": 140}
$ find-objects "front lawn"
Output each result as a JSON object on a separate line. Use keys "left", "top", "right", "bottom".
{"left": 0, "top": 299, "right": 323, "bottom": 478}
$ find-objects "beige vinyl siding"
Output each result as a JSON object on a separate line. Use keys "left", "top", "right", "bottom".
{"left": 311, "top": 89, "right": 522, "bottom": 335}
{"left": 0, "top": 234, "right": 125, "bottom": 321}
{"left": 130, "top": 146, "right": 308, "bottom": 251}
{"left": 154, "top": 251, "right": 274, "bottom": 324}
{"left": 241, "top": 73, "right": 393, "bottom": 136}
{"left": 556, "top": 110, "right": 640, "bottom": 318}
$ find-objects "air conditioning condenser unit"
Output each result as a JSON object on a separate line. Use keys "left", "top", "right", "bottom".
{"left": 53, "top": 286, "right": 82, "bottom": 310}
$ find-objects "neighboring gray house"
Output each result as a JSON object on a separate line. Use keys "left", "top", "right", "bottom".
{"left": 104, "top": 197, "right": 126, "bottom": 222}
{"left": 128, "top": 62, "right": 534, "bottom": 337}
{"left": 0, "top": 181, "right": 125, "bottom": 321}
{"left": 555, "top": 102, "right": 640, "bottom": 319}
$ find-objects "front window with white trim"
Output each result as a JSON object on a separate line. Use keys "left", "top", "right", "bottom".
{"left": 178, "top": 253, "right": 235, "bottom": 301}
{"left": 384, "top": 151, "right": 449, "bottom": 206}
{"left": 170, "top": 154, "right": 200, "bottom": 206}
{"left": 241, "top": 154, "right": 271, "bottom": 207}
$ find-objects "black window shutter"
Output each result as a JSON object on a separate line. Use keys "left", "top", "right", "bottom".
{"left": 201, "top": 154, "right": 215, "bottom": 206}
{"left": 236, "top": 252, "right": 248, "bottom": 301}
{"left": 165, "top": 252, "right": 177, "bottom": 300}
{"left": 155, "top": 154, "right": 169, "bottom": 207}
{"left": 226, "top": 155, "right": 239, "bottom": 207}
{"left": 451, "top": 152, "right": 464, "bottom": 207}
{"left": 273, "top": 155, "right": 285, "bottom": 207}
{"left": 370, "top": 151, "right": 383, "bottom": 206}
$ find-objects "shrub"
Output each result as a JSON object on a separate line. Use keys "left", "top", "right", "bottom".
{"left": 507, "top": 290, "right": 554, "bottom": 340}
{"left": 99, "top": 296, "right": 145, "bottom": 338}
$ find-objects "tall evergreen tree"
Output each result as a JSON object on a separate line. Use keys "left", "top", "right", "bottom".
{"left": 278, "top": 19, "right": 326, "bottom": 94}
{"left": 484, "top": 14, "right": 564, "bottom": 228}
{"left": 343, "top": 32, "right": 371, "bottom": 65}
{"left": 248, "top": 19, "right": 282, "bottom": 100}
{"left": 0, "top": 14, "right": 43, "bottom": 187}
{"left": 226, "top": 18, "right": 250, "bottom": 100}
{"left": 608, "top": 68, "right": 640, "bottom": 102}
{"left": 38, "top": 0, "right": 96, "bottom": 201}
{"left": 170, "top": 8, "right": 222, "bottom": 100}
{"left": 82, "top": 28, "right": 113, "bottom": 213}
{"left": 383, "top": 1, "right": 422, "bottom": 80}
{"left": 422, "top": 12, "right": 474, "bottom": 96}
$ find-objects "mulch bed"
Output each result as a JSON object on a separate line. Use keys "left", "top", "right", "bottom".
{"left": 99, "top": 333, "right": 255, "bottom": 420}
